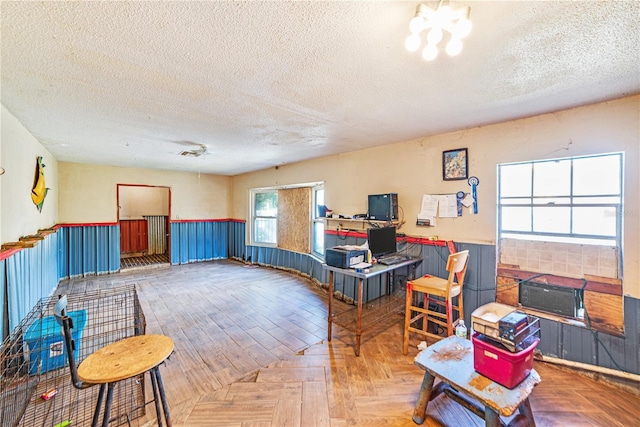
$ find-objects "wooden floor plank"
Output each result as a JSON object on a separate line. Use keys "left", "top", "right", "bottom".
{"left": 301, "top": 381, "right": 331, "bottom": 427}
{"left": 50, "top": 260, "right": 640, "bottom": 427}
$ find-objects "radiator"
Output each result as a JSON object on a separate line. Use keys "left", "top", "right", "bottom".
{"left": 145, "top": 215, "right": 167, "bottom": 255}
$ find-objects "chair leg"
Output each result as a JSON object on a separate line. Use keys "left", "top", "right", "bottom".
{"left": 446, "top": 299, "right": 453, "bottom": 336}
{"left": 150, "top": 368, "right": 164, "bottom": 427}
{"left": 422, "top": 294, "right": 429, "bottom": 335}
{"left": 102, "top": 383, "right": 116, "bottom": 427}
{"left": 403, "top": 283, "right": 412, "bottom": 355}
{"left": 154, "top": 366, "right": 172, "bottom": 426}
{"left": 92, "top": 384, "right": 107, "bottom": 427}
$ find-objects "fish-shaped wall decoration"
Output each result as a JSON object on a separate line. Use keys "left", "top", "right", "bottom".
{"left": 31, "top": 156, "right": 49, "bottom": 212}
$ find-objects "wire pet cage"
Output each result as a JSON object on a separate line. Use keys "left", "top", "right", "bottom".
{"left": 1, "top": 284, "right": 147, "bottom": 427}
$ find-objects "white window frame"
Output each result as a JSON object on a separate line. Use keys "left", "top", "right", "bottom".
{"left": 249, "top": 182, "right": 324, "bottom": 252}
{"left": 498, "top": 152, "right": 623, "bottom": 245}
{"left": 249, "top": 188, "right": 278, "bottom": 247}
{"left": 311, "top": 184, "right": 325, "bottom": 257}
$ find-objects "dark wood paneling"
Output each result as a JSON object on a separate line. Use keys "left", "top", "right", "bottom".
{"left": 119, "top": 219, "right": 148, "bottom": 253}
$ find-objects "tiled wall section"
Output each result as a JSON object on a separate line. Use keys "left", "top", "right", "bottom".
{"left": 500, "top": 238, "right": 618, "bottom": 279}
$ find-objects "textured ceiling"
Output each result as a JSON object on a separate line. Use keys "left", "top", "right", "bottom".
{"left": 1, "top": 1, "right": 639, "bottom": 176}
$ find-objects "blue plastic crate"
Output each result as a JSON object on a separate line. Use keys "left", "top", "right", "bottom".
{"left": 24, "top": 310, "right": 87, "bottom": 375}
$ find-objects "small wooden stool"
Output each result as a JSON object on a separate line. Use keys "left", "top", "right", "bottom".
{"left": 78, "top": 334, "right": 174, "bottom": 427}
{"left": 413, "top": 336, "right": 540, "bottom": 426}
{"left": 54, "top": 295, "right": 174, "bottom": 427}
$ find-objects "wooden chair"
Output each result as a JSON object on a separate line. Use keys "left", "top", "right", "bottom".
{"left": 54, "top": 295, "right": 174, "bottom": 427}
{"left": 403, "top": 250, "right": 469, "bottom": 355}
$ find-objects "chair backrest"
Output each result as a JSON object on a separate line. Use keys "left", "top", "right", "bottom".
{"left": 53, "top": 295, "right": 87, "bottom": 389}
{"left": 445, "top": 250, "right": 469, "bottom": 291}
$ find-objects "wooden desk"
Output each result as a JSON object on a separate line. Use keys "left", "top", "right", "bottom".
{"left": 413, "top": 336, "right": 540, "bottom": 427}
{"left": 324, "top": 258, "right": 421, "bottom": 356}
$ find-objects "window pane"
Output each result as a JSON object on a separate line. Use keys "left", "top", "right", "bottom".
{"left": 500, "top": 164, "right": 532, "bottom": 197}
{"left": 313, "top": 222, "right": 325, "bottom": 254}
{"left": 573, "top": 155, "right": 621, "bottom": 195}
{"left": 501, "top": 207, "right": 531, "bottom": 231}
{"left": 254, "top": 218, "right": 276, "bottom": 243}
{"left": 314, "top": 189, "right": 325, "bottom": 219}
{"left": 255, "top": 192, "right": 278, "bottom": 217}
{"left": 533, "top": 160, "right": 570, "bottom": 196}
{"left": 573, "top": 207, "right": 617, "bottom": 237}
{"left": 533, "top": 207, "right": 570, "bottom": 233}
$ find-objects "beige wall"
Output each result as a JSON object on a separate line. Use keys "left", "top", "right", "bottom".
{"left": 119, "top": 186, "right": 169, "bottom": 219}
{"left": 1, "top": 105, "right": 58, "bottom": 242}
{"left": 233, "top": 96, "right": 640, "bottom": 298}
{"left": 59, "top": 162, "right": 232, "bottom": 223}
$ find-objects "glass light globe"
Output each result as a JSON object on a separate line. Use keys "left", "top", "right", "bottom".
{"left": 435, "top": 5, "right": 453, "bottom": 26}
{"left": 426, "top": 28, "right": 443, "bottom": 45}
{"left": 422, "top": 44, "right": 438, "bottom": 61}
{"left": 453, "top": 18, "right": 472, "bottom": 39}
{"left": 409, "top": 16, "right": 425, "bottom": 34}
{"left": 446, "top": 38, "right": 463, "bottom": 56}
{"left": 405, "top": 34, "right": 422, "bottom": 52}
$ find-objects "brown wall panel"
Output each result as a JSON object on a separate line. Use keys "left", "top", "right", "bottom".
{"left": 120, "top": 219, "right": 148, "bottom": 253}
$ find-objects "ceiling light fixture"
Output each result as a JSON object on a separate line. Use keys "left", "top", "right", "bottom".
{"left": 405, "top": 1, "right": 472, "bottom": 61}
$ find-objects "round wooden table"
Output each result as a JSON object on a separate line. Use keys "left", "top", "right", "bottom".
{"left": 78, "top": 334, "right": 174, "bottom": 427}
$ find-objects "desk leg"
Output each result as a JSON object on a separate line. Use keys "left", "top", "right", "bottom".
{"left": 412, "top": 371, "right": 435, "bottom": 425}
{"left": 328, "top": 271, "right": 334, "bottom": 341}
{"left": 484, "top": 406, "right": 501, "bottom": 427}
{"left": 355, "top": 278, "right": 364, "bottom": 356}
{"left": 518, "top": 398, "right": 536, "bottom": 427}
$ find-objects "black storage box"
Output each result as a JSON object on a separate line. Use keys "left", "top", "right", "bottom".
{"left": 325, "top": 247, "right": 368, "bottom": 269}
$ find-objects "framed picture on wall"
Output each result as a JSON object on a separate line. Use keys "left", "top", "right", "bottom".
{"left": 442, "top": 148, "right": 468, "bottom": 181}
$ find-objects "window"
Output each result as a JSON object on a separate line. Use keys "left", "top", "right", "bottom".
{"left": 498, "top": 152, "right": 623, "bottom": 246}
{"left": 249, "top": 182, "right": 325, "bottom": 255}
{"left": 312, "top": 185, "right": 325, "bottom": 256}
{"left": 251, "top": 189, "right": 278, "bottom": 245}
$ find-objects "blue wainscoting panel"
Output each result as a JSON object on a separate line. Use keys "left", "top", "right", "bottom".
{"left": 170, "top": 220, "right": 231, "bottom": 265}
{"left": 67, "top": 226, "right": 85, "bottom": 278}
{"left": 0, "top": 259, "right": 5, "bottom": 339}
{"left": 187, "top": 222, "right": 199, "bottom": 262}
{"left": 204, "top": 222, "right": 214, "bottom": 260}
{"left": 95, "top": 225, "right": 116, "bottom": 274}
{"left": 82, "top": 226, "right": 97, "bottom": 275}
{"left": 57, "top": 226, "right": 69, "bottom": 279}
{"left": 623, "top": 296, "right": 640, "bottom": 374}
{"left": 213, "top": 221, "right": 228, "bottom": 259}
{"left": 228, "top": 221, "right": 246, "bottom": 260}
{"left": 58, "top": 224, "right": 119, "bottom": 279}
{"left": 4, "top": 232, "right": 59, "bottom": 334}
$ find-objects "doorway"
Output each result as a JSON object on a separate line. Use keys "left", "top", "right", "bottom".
{"left": 117, "top": 185, "right": 171, "bottom": 269}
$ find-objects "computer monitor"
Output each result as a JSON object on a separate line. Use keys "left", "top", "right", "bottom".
{"left": 367, "top": 226, "right": 397, "bottom": 257}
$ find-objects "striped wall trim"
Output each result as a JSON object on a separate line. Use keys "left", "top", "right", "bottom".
{"left": 0, "top": 248, "right": 22, "bottom": 261}
{"left": 170, "top": 218, "right": 246, "bottom": 223}
{"left": 325, "top": 229, "right": 446, "bottom": 246}
{"left": 58, "top": 222, "right": 118, "bottom": 227}
{"left": 1, "top": 225, "right": 60, "bottom": 260}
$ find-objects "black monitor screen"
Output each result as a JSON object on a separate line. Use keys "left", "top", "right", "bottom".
{"left": 367, "top": 226, "right": 397, "bottom": 257}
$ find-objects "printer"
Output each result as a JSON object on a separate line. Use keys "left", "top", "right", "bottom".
{"left": 325, "top": 247, "right": 368, "bottom": 269}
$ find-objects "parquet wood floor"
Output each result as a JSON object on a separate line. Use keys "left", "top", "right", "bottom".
{"left": 55, "top": 260, "right": 640, "bottom": 426}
